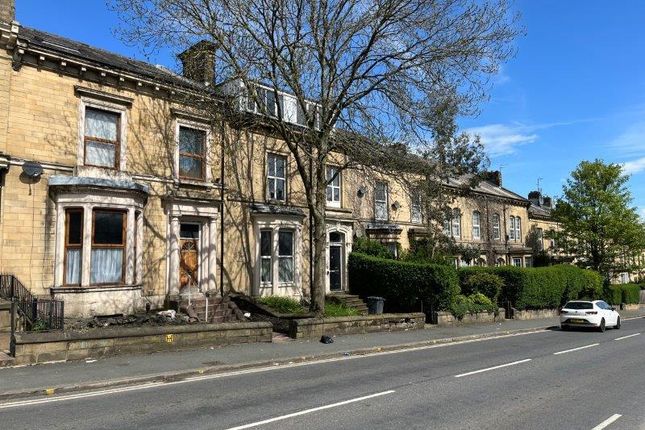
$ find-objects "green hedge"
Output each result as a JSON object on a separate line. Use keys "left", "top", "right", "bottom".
{"left": 606, "top": 284, "right": 641, "bottom": 305}
{"left": 348, "top": 252, "right": 459, "bottom": 312}
{"left": 458, "top": 265, "right": 603, "bottom": 310}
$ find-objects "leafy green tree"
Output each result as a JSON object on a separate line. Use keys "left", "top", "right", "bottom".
{"left": 552, "top": 160, "right": 645, "bottom": 278}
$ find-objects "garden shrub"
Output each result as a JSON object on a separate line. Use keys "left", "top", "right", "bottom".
{"left": 352, "top": 237, "right": 393, "bottom": 259}
{"left": 604, "top": 284, "right": 640, "bottom": 305}
{"left": 459, "top": 264, "right": 603, "bottom": 310}
{"left": 348, "top": 252, "right": 459, "bottom": 313}
{"left": 622, "top": 284, "right": 641, "bottom": 304}
{"left": 449, "top": 293, "right": 497, "bottom": 320}
{"left": 461, "top": 272, "right": 504, "bottom": 303}
{"left": 605, "top": 285, "right": 622, "bottom": 306}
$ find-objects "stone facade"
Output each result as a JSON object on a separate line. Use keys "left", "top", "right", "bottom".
{"left": 0, "top": 15, "right": 564, "bottom": 318}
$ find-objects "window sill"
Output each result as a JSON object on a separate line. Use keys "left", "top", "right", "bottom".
{"left": 177, "top": 179, "right": 219, "bottom": 189}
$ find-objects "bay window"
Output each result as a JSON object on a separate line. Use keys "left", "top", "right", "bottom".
{"left": 278, "top": 230, "right": 294, "bottom": 283}
{"left": 260, "top": 230, "right": 272, "bottom": 284}
{"left": 64, "top": 209, "right": 83, "bottom": 285}
{"left": 91, "top": 210, "right": 126, "bottom": 285}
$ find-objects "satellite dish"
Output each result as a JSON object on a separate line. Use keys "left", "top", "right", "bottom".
{"left": 22, "top": 161, "right": 43, "bottom": 178}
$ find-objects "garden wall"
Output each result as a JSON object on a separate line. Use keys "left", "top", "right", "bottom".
{"left": 12, "top": 321, "right": 272, "bottom": 365}
{"left": 288, "top": 313, "right": 425, "bottom": 339}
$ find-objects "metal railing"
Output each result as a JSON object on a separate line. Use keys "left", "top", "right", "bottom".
{"left": 0, "top": 274, "right": 64, "bottom": 332}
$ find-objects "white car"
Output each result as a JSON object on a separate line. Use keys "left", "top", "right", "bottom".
{"left": 560, "top": 300, "right": 621, "bottom": 332}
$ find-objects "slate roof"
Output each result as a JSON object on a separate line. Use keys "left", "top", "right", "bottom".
{"left": 445, "top": 175, "right": 528, "bottom": 203}
{"left": 528, "top": 203, "right": 553, "bottom": 219}
{"left": 49, "top": 175, "right": 149, "bottom": 194}
{"left": 19, "top": 26, "right": 208, "bottom": 92}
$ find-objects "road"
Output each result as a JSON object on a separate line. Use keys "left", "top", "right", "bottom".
{"left": 1, "top": 317, "right": 644, "bottom": 430}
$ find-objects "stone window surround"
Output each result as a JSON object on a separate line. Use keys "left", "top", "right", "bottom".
{"left": 325, "top": 165, "right": 341, "bottom": 208}
{"left": 253, "top": 215, "right": 303, "bottom": 297}
{"left": 54, "top": 192, "right": 144, "bottom": 288}
{"left": 166, "top": 201, "right": 219, "bottom": 297}
{"left": 325, "top": 223, "right": 353, "bottom": 293}
{"left": 472, "top": 210, "right": 481, "bottom": 240}
{"left": 77, "top": 95, "right": 129, "bottom": 172}
{"left": 265, "top": 151, "right": 288, "bottom": 203}
{"left": 174, "top": 117, "right": 213, "bottom": 184}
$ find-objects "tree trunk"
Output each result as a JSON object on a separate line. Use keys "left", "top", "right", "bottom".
{"left": 308, "top": 159, "right": 329, "bottom": 316}
{"left": 310, "top": 207, "right": 327, "bottom": 315}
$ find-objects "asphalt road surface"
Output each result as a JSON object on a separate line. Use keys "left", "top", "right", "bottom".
{"left": 1, "top": 317, "right": 644, "bottom": 430}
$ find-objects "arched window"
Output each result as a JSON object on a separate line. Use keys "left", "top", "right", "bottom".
{"left": 492, "top": 213, "right": 501, "bottom": 240}
{"left": 509, "top": 216, "right": 516, "bottom": 241}
{"left": 515, "top": 217, "right": 521, "bottom": 242}
{"left": 472, "top": 211, "right": 481, "bottom": 240}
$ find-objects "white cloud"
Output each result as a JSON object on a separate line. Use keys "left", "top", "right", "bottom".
{"left": 622, "top": 157, "right": 645, "bottom": 175}
{"left": 464, "top": 124, "right": 538, "bottom": 157}
{"left": 610, "top": 121, "right": 645, "bottom": 156}
{"left": 640, "top": 207, "right": 645, "bottom": 221}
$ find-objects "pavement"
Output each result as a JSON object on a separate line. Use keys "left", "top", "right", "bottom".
{"left": 0, "top": 309, "right": 643, "bottom": 403}
{"left": 1, "top": 313, "right": 643, "bottom": 429}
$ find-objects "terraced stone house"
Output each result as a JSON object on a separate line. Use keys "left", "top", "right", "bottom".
{"left": 0, "top": 0, "right": 562, "bottom": 318}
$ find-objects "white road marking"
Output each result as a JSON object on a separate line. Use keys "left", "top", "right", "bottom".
{"left": 224, "top": 390, "right": 396, "bottom": 430}
{"left": 553, "top": 343, "right": 599, "bottom": 355}
{"left": 614, "top": 333, "right": 640, "bottom": 341}
{"left": 0, "top": 330, "right": 549, "bottom": 409}
{"left": 591, "top": 413, "right": 622, "bottom": 430}
{"left": 454, "top": 358, "right": 532, "bottom": 378}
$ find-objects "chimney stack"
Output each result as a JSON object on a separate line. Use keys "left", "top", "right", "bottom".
{"left": 528, "top": 190, "right": 543, "bottom": 206}
{"left": 543, "top": 196, "right": 552, "bottom": 208}
{"left": 0, "top": 0, "right": 15, "bottom": 24}
{"left": 481, "top": 170, "right": 502, "bottom": 187}
{"left": 178, "top": 40, "right": 216, "bottom": 85}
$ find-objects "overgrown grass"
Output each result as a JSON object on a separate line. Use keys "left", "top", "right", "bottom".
{"left": 324, "top": 302, "right": 360, "bottom": 317}
{"left": 256, "top": 296, "right": 307, "bottom": 314}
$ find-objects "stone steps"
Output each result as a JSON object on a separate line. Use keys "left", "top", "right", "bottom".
{"left": 179, "top": 296, "right": 245, "bottom": 323}
{"left": 326, "top": 293, "right": 369, "bottom": 315}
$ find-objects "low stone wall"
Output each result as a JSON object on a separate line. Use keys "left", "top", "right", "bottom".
{"left": 12, "top": 321, "right": 272, "bottom": 365}
{"left": 512, "top": 308, "right": 559, "bottom": 320}
{"left": 622, "top": 304, "right": 642, "bottom": 311}
{"left": 0, "top": 301, "right": 11, "bottom": 331}
{"left": 434, "top": 309, "right": 505, "bottom": 326}
{"left": 288, "top": 313, "right": 425, "bottom": 340}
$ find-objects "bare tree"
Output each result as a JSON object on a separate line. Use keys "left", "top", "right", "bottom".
{"left": 112, "top": 0, "right": 520, "bottom": 314}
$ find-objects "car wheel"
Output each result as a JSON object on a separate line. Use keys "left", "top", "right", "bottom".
{"left": 598, "top": 318, "right": 606, "bottom": 332}
{"left": 615, "top": 317, "right": 621, "bottom": 329}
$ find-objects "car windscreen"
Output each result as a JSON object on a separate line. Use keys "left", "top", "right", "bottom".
{"left": 563, "top": 302, "right": 593, "bottom": 310}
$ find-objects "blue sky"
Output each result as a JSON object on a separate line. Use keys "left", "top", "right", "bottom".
{"left": 15, "top": 1, "right": 645, "bottom": 217}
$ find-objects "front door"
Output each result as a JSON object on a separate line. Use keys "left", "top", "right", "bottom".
{"left": 329, "top": 231, "right": 344, "bottom": 292}
{"left": 179, "top": 223, "right": 200, "bottom": 293}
